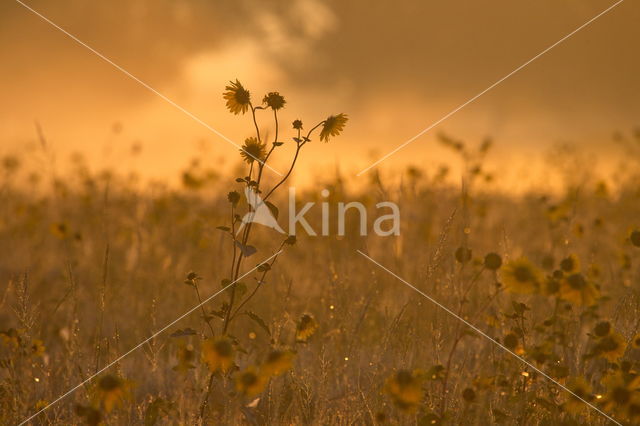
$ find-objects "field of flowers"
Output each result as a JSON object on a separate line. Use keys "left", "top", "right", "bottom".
{"left": 1, "top": 83, "right": 640, "bottom": 425}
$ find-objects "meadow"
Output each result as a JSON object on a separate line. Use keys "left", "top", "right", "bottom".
{"left": 1, "top": 85, "right": 640, "bottom": 425}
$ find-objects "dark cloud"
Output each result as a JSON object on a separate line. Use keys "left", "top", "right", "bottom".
{"left": 1, "top": 0, "right": 639, "bottom": 181}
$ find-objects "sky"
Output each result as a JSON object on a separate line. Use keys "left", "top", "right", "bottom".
{"left": 1, "top": 0, "right": 639, "bottom": 190}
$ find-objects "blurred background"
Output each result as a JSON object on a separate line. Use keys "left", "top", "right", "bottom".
{"left": 1, "top": 0, "right": 639, "bottom": 191}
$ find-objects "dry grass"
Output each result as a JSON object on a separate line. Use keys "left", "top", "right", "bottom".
{"left": 2, "top": 132, "right": 640, "bottom": 425}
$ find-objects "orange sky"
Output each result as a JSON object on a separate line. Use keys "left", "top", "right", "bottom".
{"left": 1, "top": 0, "right": 639, "bottom": 191}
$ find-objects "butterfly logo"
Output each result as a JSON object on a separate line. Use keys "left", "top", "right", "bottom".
{"left": 236, "top": 188, "right": 285, "bottom": 235}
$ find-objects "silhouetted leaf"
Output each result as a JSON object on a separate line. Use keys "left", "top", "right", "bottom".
{"left": 235, "top": 242, "right": 257, "bottom": 257}
{"left": 170, "top": 328, "right": 197, "bottom": 338}
{"left": 246, "top": 311, "right": 271, "bottom": 336}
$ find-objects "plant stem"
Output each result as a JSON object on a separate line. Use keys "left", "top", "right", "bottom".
{"left": 229, "top": 240, "right": 286, "bottom": 322}
{"left": 194, "top": 283, "right": 215, "bottom": 337}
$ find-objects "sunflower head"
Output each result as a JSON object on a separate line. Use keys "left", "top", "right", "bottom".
{"left": 75, "top": 404, "right": 102, "bottom": 426}
{"left": 0, "top": 328, "right": 21, "bottom": 348}
{"left": 559, "top": 273, "right": 599, "bottom": 306}
{"left": 484, "top": 252, "right": 502, "bottom": 271}
{"left": 223, "top": 79, "right": 251, "bottom": 115}
{"left": 384, "top": 370, "right": 424, "bottom": 412}
{"left": 202, "top": 337, "right": 235, "bottom": 373}
{"left": 292, "top": 119, "right": 303, "bottom": 130}
{"left": 461, "top": 387, "right": 476, "bottom": 403}
{"left": 601, "top": 372, "right": 640, "bottom": 411}
{"left": 240, "top": 137, "right": 266, "bottom": 164}
{"left": 563, "top": 377, "right": 593, "bottom": 414}
{"left": 235, "top": 366, "right": 267, "bottom": 397}
{"left": 501, "top": 258, "right": 542, "bottom": 294}
{"left": 263, "top": 92, "right": 286, "bottom": 110}
{"left": 594, "top": 321, "right": 611, "bottom": 337}
{"left": 295, "top": 314, "right": 318, "bottom": 343}
{"left": 560, "top": 254, "right": 580, "bottom": 274}
{"left": 593, "top": 331, "right": 627, "bottom": 362}
{"left": 319, "top": 113, "right": 348, "bottom": 142}
{"left": 261, "top": 350, "right": 295, "bottom": 377}
{"left": 95, "top": 375, "right": 131, "bottom": 413}
{"left": 632, "top": 334, "right": 640, "bottom": 349}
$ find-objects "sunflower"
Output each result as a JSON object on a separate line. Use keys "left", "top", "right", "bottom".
{"left": 593, "top": 321, "right": 611, "bottom": 337}
{"left": 319, "top": 113, "right": 348, "bottom": 142}
{"left": 559, "top": 254, "right": 580, "bottom": 274}
{"left": 30, "top": 339, "right": 46, "bottom": 358}
{"left": 235, "top": 366, "right": 267, "bottom": 397}
{"left": 0, "top": 328, "right": 21, "bottom": 348}
{"left": 559, "top": 273, "right": 599, "bottom": 306}
{"left": 542, "top": 276, "right": 560, "bottom": 296}
{"left": 563, "top": 377, "right": 593, "bottom": 414}
{"left": 501, "top": 258, "right": 542, "bottom": 294}
{"left": 223, "top": 79, "right": 251, "bottom": 115}
{"left": 240, "top": 137, "right": 266, "bottom": 164}
{"left": 263, "top": 92, "right": 286, "bottom": 110}
{"left": 503, "top": 332, "right": 525, "bottom": 355}
{"left": 600, "top": 371, "right": 640, "bottom": 412}
{"left": 94, "top": 375, "right": 131, "bottom": 413}
{"left": 484, "top": 252, "right": 502, "bottom": 271}
{"left": 545, "top": 202, "right": 570, "bottom": 224}
{"left": 292, "top": 119, "right": 303, "bottom": 130}
{"left": 384, "top": 370, "right": 424, "bottom": 412}
{"left": 261, "top": 350, "right": 295, "bottom": 377}
{"left": 75, "top": 404, "right": 101, "bottom": 426}
{"left": 295, "top": 314, "right": 318, "bottom": 343}
{"left": 461, "top": 387, "right": 476, "bottom": 403}
{"left": 201, "top": 337, "right": 235, "bottom": 373}
{"left": 592, "top": 331, "right": 627, "bottom": 362}
{"left": 632, "top": 334, "right": 640, "bottom": 349}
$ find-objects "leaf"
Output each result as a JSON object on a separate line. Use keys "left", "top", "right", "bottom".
{"left": 235, "top": 178, "right": 246, "bottom": 183}
{"left": 216, "top": 226, "right": 230, "bottom": 232}
{"left": 170, "top": 328, "right": 197, "bottom": 338}
{"left": 511, "top": 301, "right": 529, "bottom": 314}
{"left": 235, "top": 241, "right": 257, "bottom": 257}
{"left": 273, "top": 141, "right": 284, "bottom": 146}
{"left": 257, "top": 263, "right": 271, "bottom": 272}
{"left": 265, "top": 201, "right": 279, "bottom": 220}
{"left": 246, "top": 311, "right": 271, "bottom": 336}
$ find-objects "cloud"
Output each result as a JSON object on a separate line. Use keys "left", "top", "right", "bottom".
{"left": 1, "top": 0, "right": 638, "bottom": 182}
